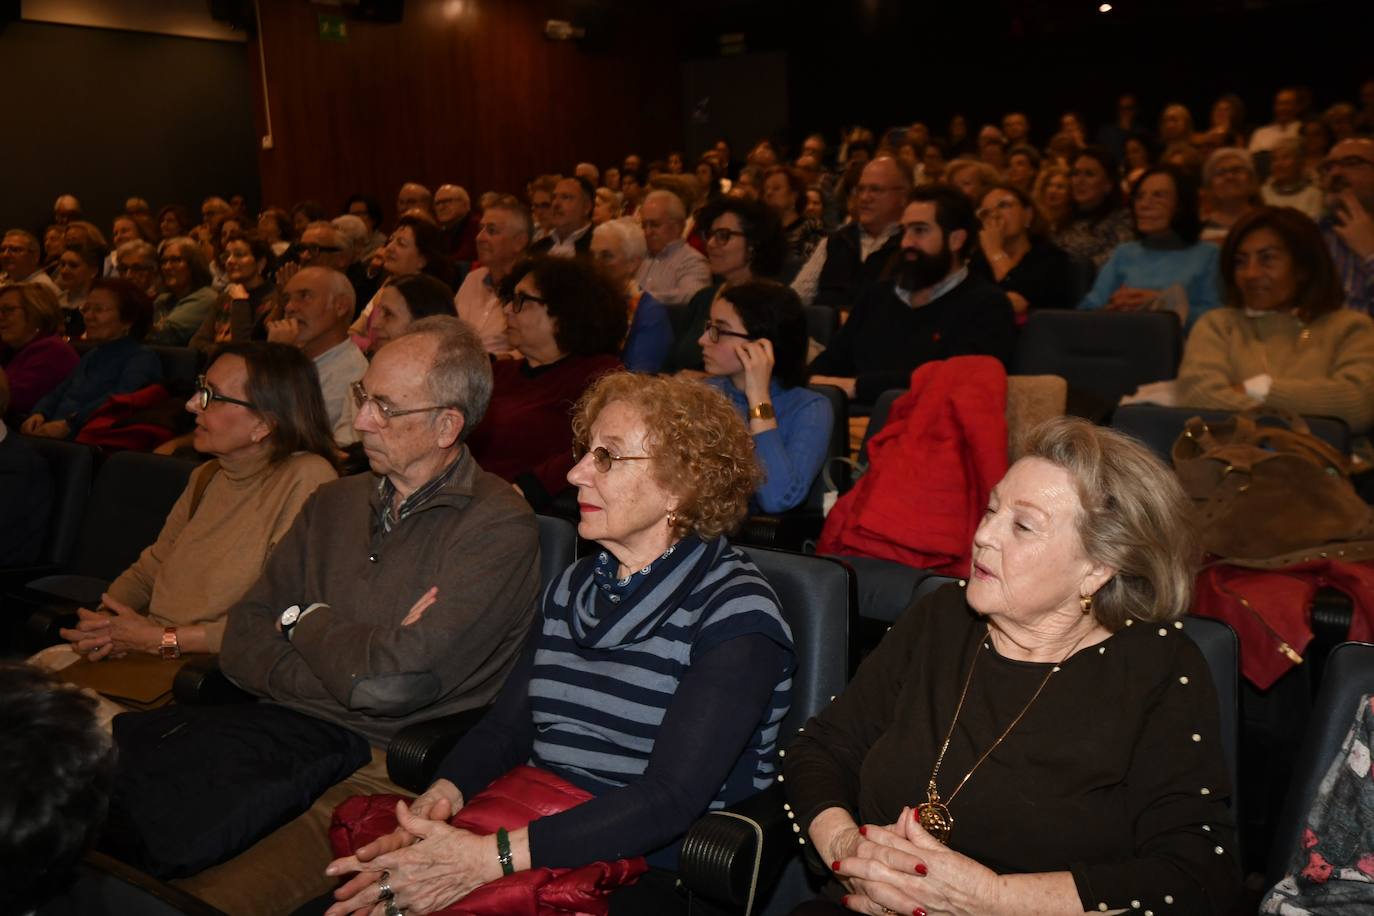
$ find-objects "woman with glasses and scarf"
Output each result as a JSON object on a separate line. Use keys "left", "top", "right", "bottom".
{"left": 40, "top": 342, "right": 337, "bottom": 684}
{"left": 323, "top": 371, "right": 795, "bottom": 916}
{"left": 697, "top": 279, "right": 833, "bottom": 513}
{"left": 465, "top": 256, "right": 627, "bottom": 511}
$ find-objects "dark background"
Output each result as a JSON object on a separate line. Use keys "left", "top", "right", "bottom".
{"left": 1, "top": 0, "right": 1369, "bottom": 236}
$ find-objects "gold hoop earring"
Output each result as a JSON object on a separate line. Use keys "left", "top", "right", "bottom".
{"left": 1079, "top": 594, "right": 1094, "bottom": 615}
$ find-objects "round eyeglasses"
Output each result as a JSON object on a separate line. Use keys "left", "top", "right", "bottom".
{"left": 195, "top": 375, "right": 256, "bottom": 411}
{"left": 573, "top": 444, "right": 652, "bottom": 473}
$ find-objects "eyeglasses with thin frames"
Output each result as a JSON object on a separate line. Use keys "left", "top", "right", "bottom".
{"left": 349, "top": 381, "right": 454, "bottom": 426}
{"left": 573, "top": 444, "right": 653, "bottom": 473}
{"left": 195, "top": 375, "right": 257, "bottom": 411}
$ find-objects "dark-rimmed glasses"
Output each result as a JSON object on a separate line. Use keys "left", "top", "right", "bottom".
{"left": 706, "top": 228, "right": 748, "bottom": 246}
{"left": 507, "top": 290, "right": 549, "bottom": 313}
{"left": 349, "top": 381, "right": 454, "bottom": 426}
{"left": 1319, "top": 156, "right": 1374, "bottom": 175}
{"left": 195, "top": 375, "right": 256, "bottom": 411}
{"left": 703, "top": 321, "right": 754, "bottom": 344}
{"left": 573, "top": 444, "right": 652, "bottom": 473}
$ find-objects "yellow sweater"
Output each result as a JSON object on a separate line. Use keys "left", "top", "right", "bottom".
{"left": 1176, "top": 307, "right": 1374, "bottom": 434}
{"left": 105, "top": 450, "right": 336, "bottom": 651}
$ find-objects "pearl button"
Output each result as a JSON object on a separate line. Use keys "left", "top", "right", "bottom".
{"left": 1192, "top": 733, "right": 1201, "bottom": 742}
{"left": 1098, "top": 905, "right": 1108, "bottom": 912}
{"left": 1215, "top": 845, "right": 1224, "bottom": 854}
{"left": 1131, "top": 901, "right": 1140, "bottom": 909}
{"left": 1202, "top": 825, "right": 1211, "bottom": 832}
{"left": 1157, "top": 627, "right": 1168, "bottom": 636}
{"left": 1201, "top": 787, "right": 1210, "bottom": 795}
{"left": 1179, "top": 676, "right": 1189, "bottom": 685}
{"left": 792, "top": 823, "right": 800, "bottom": 833}
{"left": 1174, "top": 620, "right": 1183, "bottom": 629}
{"left": 1099, "top": 646, "right": 1106, "bottom": 654}
{"left": 1164, "top": 895, "right": 1174, "bottom": 904}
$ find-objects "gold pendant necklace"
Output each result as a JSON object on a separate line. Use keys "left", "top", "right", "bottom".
{"left": 917, "top": 625, "right": 1089, "bottom": 845}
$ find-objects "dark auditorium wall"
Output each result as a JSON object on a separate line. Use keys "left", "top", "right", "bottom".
{"left": 0, "top": 21, "right": 259, "bottom": 236}
{"left": 248, "top": 1, "right": 682, "bottom": 223}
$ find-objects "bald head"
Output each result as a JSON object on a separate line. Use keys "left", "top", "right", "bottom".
{"left": 434, "top": 184, "right": 471, "bottom": 227}
{"left": 856, "top": 156, "right": 911, "bottom": 234}
{"left": 53, "top": 195, "right": 82, "bottom": 224}
{"left": 397, "top": 183, "right": 434, "bottom": 219}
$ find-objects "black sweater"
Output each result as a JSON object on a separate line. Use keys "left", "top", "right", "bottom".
{"left": 783, "top": 585, "right": 1240, "bottom": 914}
{"left": 807, "top": 271, "right": 1015, "bottom": 404}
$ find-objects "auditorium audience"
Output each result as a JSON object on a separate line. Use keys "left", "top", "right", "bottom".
{"left": 0, "top": 282, "right": 79, "bottom": 421}
{"left": 1053, "top": 147, "right": 1135, "bottom": 268}
{"left": 530, "top": 176, "right": 595, "bottom": 258}
{"left": 809, "top": 184, "right": 1016, "bottom": 404}
{"left": 466, "top": 257, "right": 626, "bottom": 509}
{"left": 131, "top": 317, "right": 539, "bottom": 915}
{"left": 1177, "top": 206, "right": 1374, "bottom": 433}
{"left": 1249, "top": 87, "right": 1304, "bottom": 154}
{"left": 635, "top": 188, "right": 712, "bottom": 306}
{"left": 698, "top": 280, "right": 833, "bottom": 513}
{"left": 344, "top": 193, "right": 387, "bottom": 256}
{"left": 1200, "top": 148, "right": 1260, "bottom": 244}
{"left": 157, "top": 204, "right": 193, "bottom": 241}
{"left": 792, "top": 156, "right": 911, "bottom": 308}
{"left": 0, "top": 664, "right": 115, "bottom": 916}
{"left": 785, "top": 417, "right": 1238, "bottom": 915}
{"left": 366, "top": 272, "right": 456, "bottom": 355}
{"left": 257, "top": 206, "right": 294, "bottom": 257}
{"left": 1005, "top": 144, "right": 1041, "bottom": 193}
{"left": 54, "top": 240, "right": 104, "bottom": 321}
{"left": 40, "top": 343, "right": 337, "bottom": 676}
{"left": 190, "top": 234, "right": 278, "bottom": 352}
{"left": 592, "top": 187, "right": 621, "bottom": 225}
{"left": 113, "top": 239, "right": 160, "bottom": 299}
{"left": 322, "top": 371, "right": 793, "bottom": 916}
{"left": 147, "top": 236, "right": 217, "bottom": 346}
{"left": 591, "top": 217, "right": 673, "bottom": 373}
{"left": 1159, "top": 103, "right": 1195, "bottom": 147}
{"left": 969, "top": 184, "right": 1077, "bottom": 317}
{"left": 271, "top": 266, "right": 368, "bottom": 445}
{"left": 1080, "top": 164, "right": 1221, "bottom": 327}
{"left": 764, "top": 166, "right": 825, "bottom": 281}
{"left": 669, "top": 196, "right": 786, "bottom": 372}
{"left": 21, "top": 278, "right": 159, "bottom": 439}
{"left": 944, "top": 158, "right": 999, "bottom": 204}
{"left": 454, "top": 195, "right": 531, "bottom": 356}
{"left": 1319, "top": 137, "right": 1374, "bottom": 315}
{"left": 1033, "top": 164, "right": 1072, "bottom": 232}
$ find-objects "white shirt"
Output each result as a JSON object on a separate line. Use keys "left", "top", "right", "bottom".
{"left": 1248, "top": 121, "right": 1301, "bottom": 154}
{"left": 790, "top": 223, "right": 901, "bottom": 306}
{"left": 546, "top": 224, "right": 591, "bottom": 258}
{"left": 635, "top": 239, "right": 711, "bottom": 305}
{"left": 454, "top": 267, "right": 514, "bottom": 355}
{"left": 313, "top": 338, "right": 368, "bottom": 446}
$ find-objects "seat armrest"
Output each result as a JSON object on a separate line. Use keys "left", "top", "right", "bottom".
{"left": 679, "top": 783, "right": 797, "bottom": 914}
{"left": 385, "top": 706, "right": 491, "bottom": 793}
{"left": 171, "top": 655, "right": 257, "bottom": 706}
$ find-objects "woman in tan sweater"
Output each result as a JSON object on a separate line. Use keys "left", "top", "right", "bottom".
{"left": 1176, "top": 206, "right": 1374, "bottom": 433}
{"left": 51, "top": 342, "right": 339, "bottom": 661}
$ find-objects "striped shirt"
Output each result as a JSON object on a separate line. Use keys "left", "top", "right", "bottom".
{"left": 529, "top": 536, "right": 794, "bottom": 807}
{"left": 1322, "top": 218, "right": 1374, "bottom": 315}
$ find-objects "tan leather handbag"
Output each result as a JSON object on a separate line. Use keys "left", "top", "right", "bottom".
{"left": 1172, "top": 411, "right": 1374, "bottom": 561}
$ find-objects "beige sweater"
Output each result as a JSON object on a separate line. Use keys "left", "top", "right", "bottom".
{"left": 1176, "top": 307, "right": 1374, "bottom": 434}
{"left": 105, "top": 450, "right": 337, "bottom": 651}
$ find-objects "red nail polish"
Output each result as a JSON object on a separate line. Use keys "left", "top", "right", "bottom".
{"left": 858, "top": 826, "right": 867, "bottom": 836}
{"left": 914, "top": 909, "right": 927, "bottom": 916}
{"left": 913, "top": 809, "right": 921, "bottom": 823}
{"left": 915, "top": 863, "right": 928, "bottom": 876}
{"left": 831, "top": 860, "right": 841, "bottom": 872}
{"left": 840, "top": 896, "right": 849, "bottom": 907}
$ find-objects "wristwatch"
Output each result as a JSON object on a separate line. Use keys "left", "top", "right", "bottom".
{"left": 749, "top": 401, "right": 775, "bottom": 421}
{"left": 159, "top": 627, "right": 181, "bottom": 660}
{"left": 279, "top": 603, "right": 325, "bottom": 641}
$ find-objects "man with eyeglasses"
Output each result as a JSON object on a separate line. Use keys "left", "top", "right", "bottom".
{"left": 270, "top": 266, "right": 368, "bottom": 444}
{"left": 454, "top": 196, "right": 531, "bottom": 355}
{"left": 530, "top": 176, "right": 595, "bottom": 259}
{"left": 790, "top": 156, "right": 912, "bottom": 309}
{"left": 634, "top": 189, "right": 710, "bottom": 305}
{"left": 113, "top": 239, "right": 160, "bottom": 299}
{"left": 1320, "top": 138, "right": 1374, "bottom": 315}
{"left": 435, "top": 183, "right": 479, "bottom": 263}
{"left": 0, "top": 230, "right": 60, "bottom": 295}
{"left": 179, "top": 316, "right": 539, "bottom": 913}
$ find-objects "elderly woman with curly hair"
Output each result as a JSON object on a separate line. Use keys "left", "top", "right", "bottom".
{"left": 324, "top": 372, "right": 796, "bottom": 916}
{"left": 466, "top": 256, "right": 627, "bottom": 510}
{"left": 784, "top": 417, "right": 1238, "bottom": 916}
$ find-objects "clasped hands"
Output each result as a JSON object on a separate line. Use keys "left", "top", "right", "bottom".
{"left": 829, "top": 807, "right": 1000, "bottom": 916}
{"left": 323, "top": 779, "right": 502, "bottom": 916}
{"left": 58, "top": 593, "right": 162, "bottom": 660}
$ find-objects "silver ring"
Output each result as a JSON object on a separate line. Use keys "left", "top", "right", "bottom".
{"left": 385, "top": 904, "right": 404, "bottom": 916}
{"left": 377, "top": 881, "right": 394, "bottom": 902}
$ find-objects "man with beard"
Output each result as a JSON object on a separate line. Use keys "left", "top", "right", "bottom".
{"left": 808, "top": 184, "right": 1015, "bottom": 405}
{"left": 1320, "top": 138, "right": 1374, "bottom": 315}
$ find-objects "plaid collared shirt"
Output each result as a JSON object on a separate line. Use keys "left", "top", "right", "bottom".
{"left": 374, "top": 452, "right": 465, "bottom": 536}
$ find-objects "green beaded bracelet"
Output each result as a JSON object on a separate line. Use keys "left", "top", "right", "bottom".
{"left": 496, "top": 827, "right": 514, "bottom": 876}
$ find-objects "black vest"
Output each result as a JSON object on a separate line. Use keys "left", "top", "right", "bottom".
{"left": 814, "top": 223, "right": 901, "bottom": 308}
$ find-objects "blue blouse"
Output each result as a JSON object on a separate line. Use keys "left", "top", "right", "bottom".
{"left": 31, "top": 336, "right": 162, "bottom": 434}
{"left": 1078, "top": 240, "right": 1221, "bottom": 328}
{"left": 706, "top": 377, "right": 833, "bottom": 513}
{"left": 621, "top": 291, "right": 673, "bottom": 373}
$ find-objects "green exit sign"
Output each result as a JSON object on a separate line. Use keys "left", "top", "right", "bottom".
{"left": 318, "top": 13, "right": 348, "bottom": 41}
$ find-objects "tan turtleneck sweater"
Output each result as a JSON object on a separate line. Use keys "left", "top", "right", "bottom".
{"left": 105, "top": 450, "right": 337, "bottom": 651}
{"left": 1176, "top": 307, "right": 1374, "bottom": 434}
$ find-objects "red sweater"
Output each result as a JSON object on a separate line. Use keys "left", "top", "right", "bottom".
{"left": 467, "top": 354, "right": 622, "bottom": 505}
{"left": 1, "top": 333, "right": 80, "bottom": 420}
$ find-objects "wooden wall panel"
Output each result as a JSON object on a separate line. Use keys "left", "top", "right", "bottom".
{"left": 248, "top": 0, "right": 683, "bottom": 222}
